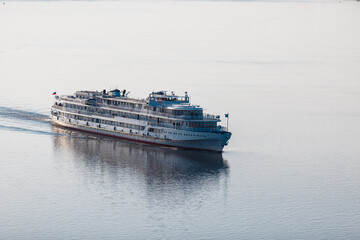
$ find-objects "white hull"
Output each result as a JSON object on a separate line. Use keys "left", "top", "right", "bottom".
{"left": 51, "top": 116, "right": 230, "bottom": 152}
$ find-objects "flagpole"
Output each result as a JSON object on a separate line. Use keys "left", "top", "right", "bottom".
{"left": 225, "top": 113, "right": 229, "bottom": 131}
{"left": 227, "top": 114, "right": 229, "bottom": 131}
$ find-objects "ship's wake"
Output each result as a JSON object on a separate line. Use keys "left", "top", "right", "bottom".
{"left": 0, "top": 124, "right": 62, "bottom": 136}
{"left": 0, "top": 106, "right": 50, "bottom": 123}
{"left": 0, "top": 106, "right": 94, "bottom": 139}
{"left": 0, "top": 106, "right": 57, "bottom": 136}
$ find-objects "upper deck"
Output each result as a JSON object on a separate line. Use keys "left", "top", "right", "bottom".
{"left": 57, "top": 90, "right": 220, "bottom": 122}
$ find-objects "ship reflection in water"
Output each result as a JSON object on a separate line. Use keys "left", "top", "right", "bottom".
{"left": 52, "top": 126, "right": 229, "bottom": 203}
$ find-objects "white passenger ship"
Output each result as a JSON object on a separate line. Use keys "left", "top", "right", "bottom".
{"left": 51, "top": 89, "right": 231, "bottom": 152}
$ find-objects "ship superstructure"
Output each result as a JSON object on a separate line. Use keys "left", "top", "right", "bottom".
{"left": 51, "top": 89, "right": 231, "bottom": 152}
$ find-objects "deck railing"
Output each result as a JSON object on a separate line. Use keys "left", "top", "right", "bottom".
{"left": 52, "top": 105, "right": 226, "bottom": 133}
{"left": 58, "top": 98, "right": 219, "bottom": 121}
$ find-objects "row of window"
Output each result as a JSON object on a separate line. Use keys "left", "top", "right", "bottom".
{"left": 163, "top": 130, "right": 205, "bottom": 138}
{"left": 56, "top": 111, "right": 209, "bottom": 138}
{"left": 102, "top": 98, "right": 142, "bottom": 109}
{"left": 60, "top": 102, "right": 216, "bottom": 130}
{"left": 101, "top": 97, "right": 198, "bottom": 117}
{"left": 59, "top": 112, "right": 145, "bottom": 130}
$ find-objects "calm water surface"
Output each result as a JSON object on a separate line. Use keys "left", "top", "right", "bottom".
{"left": 0, "top": 0, "right": 360, "bottom": 239}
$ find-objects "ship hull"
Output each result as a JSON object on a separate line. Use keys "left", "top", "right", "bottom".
{"left": 51, "top": 118, "right": 228, "bottom": 152}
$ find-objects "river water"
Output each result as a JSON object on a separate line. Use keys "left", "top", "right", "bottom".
{"left": 0, "top": 0, "right": 360, "bottom": 239}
